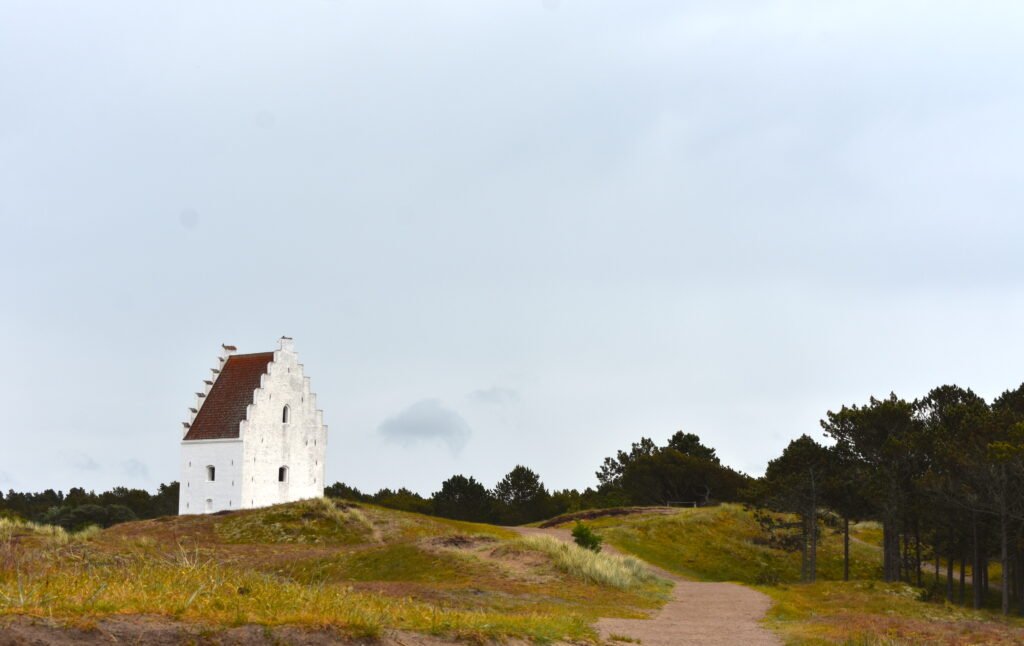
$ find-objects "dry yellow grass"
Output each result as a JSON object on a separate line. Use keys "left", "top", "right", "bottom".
{"left": 514, "top": 534, "right": 664, "bottom": 590}
{"left": 0, "top": 517, "right": 99, "bottom": 545}
{"left": 0, "top": 499, "right": 664, "bottom": 642}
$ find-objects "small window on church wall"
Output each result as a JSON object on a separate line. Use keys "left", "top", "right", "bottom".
{"left": 205, "top": 499, "right": 212, "bottom": 513}
{"left": 278, "top": 466, "right": 289, "bottom": 482}
{"left": 206, "top": 465, "right": 215, "bottom": 481}
{"left": 282, "top": 405, "right": 290, "bottom": 423}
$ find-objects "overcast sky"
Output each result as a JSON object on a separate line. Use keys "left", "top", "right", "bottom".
{"left": 3, "top": 1, "right": 1024, "bottom": 497}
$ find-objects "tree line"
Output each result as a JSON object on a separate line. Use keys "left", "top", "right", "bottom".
{"left": 753, "top": 384, "right": 1024, "bottom": 616}
{"left": 0, "top": 483, "right": 179, "bottom": 530}
{"left": 21, "top": 389, "right": 1024, "bottom": 617}
{"left": 1, "top": 432, "right": 746, "bottom": 531}
{"left": 326, "top": 431, "right": 749, "bottom": 525}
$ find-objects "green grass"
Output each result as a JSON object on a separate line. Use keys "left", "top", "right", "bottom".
{"left": 281, "top": 543, "right": 478, "bottom": 584}
{"left": 573, "top": 504, "right": 1024, "bottom": 645}
{"left": 583, "top": 504, "right": 880, "bottom": 584}
{"left": 762, "top": 579, "right": 1024, "bottom": 645}
{"left": 214, "top": 497, "right": 375, "bottom": 544}
{"left": 214, "top": 498, "right": 513, "bottom": 546}
{"left": 0, "top": 499, "right": 663, "bottom": 643}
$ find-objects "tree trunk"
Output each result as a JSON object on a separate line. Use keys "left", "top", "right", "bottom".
{"left": 903, "top": 530, "right": 911, "bottom": 583}
{"left": 1002, "top": 493, "right": 1010, "bottom": 615}
{"left": 945, "top": 545, "right": 954, "bottom": 602}
{"left": 810, "top": 516, "right": 817, "bottom": 582}
{"left": 915, "top": 520, "right": 922, "bottom": 587}
{"left": 959, "top": 552, "right": 966, "bottom": 605}
{"left": 1018, "top": 543, "right": 1024, "bottom": 617}
{"left": 1016, "top": 537, "right": 1024, "bottom": 616}
{"left": 843, "top": 516, "right": 850, "bottom": 582}
{"left": 1012, "top": 542, "right": 1019, "bottom": 609}
{"left": 809, "top": 470, "right": 817, "bottom": 583}
{"left": 883, "top": 521, "right": 901, "bottom": 582}
{"left": 983, "top": 556, "right": 989, "bottom": 598}
{"left": 800, "top": 514, "right": 809, "bottom": 583}
{"left": 973, "top": 515, "right": 983, "bottom": 610}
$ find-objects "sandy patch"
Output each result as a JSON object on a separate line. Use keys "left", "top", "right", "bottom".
{"left": 513, "top": 526, "right": 781, "bottom": 646}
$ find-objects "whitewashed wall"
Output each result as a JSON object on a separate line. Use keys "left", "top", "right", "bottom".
{"left": 240, "top": 338, "right": 327, "bottom": 509}
{"left": 178, "top": 439, "right": 244, "bottom": 514}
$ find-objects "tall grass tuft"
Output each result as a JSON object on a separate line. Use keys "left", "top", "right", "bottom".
{"left": 516, "top": 535, "right": 662, "bottom": 590}
{"left": 0, "top": 518, "right": 99, "bottom": 545}
{"left": 215, "top": 498, "right": 374, "bottom": 544}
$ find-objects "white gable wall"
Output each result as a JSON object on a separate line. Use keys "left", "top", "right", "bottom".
{"left": 179, "top": 338, "right": 328, "bottom": 515}
{"left": 240, "top": 338, "right": 327, "bottom": 509}
{"left": 178, "top": 439, "right": 243, "bottom": 514}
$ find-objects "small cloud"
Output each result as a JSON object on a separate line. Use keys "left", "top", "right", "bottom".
{"left": 468, "top": 386, "right": 519, "bottom": 405}
{"left": 120, "top": 459, "right": 149, "bottom": 479}
{"left": 64, "top": 452, "right": 100, "bottom": 471}
{"left": 178, "top": 208, "right": 199, "bottom": 230}
{"left": 254, "top": 109, "right": 277, "bottom": 129}
{"left": 378, "top": 399, "right": 471, "bottom": 454}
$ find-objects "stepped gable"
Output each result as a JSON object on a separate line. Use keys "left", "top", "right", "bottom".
{"left": 183, "top": 352, "right": 274, "bottom": 441}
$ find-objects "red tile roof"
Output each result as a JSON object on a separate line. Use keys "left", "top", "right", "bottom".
{"left": 182, "top": 352, "right": 274, "bottom": 441}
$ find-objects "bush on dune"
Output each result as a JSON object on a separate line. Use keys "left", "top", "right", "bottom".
{"left": 515, "top": 534, "right": 662, "bottom": 590}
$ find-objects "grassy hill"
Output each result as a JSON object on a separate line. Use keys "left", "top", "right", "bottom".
{"left": 555, "top": 504, "right": 1024, "bottom": 645}
{"left": 0, "top": 498, "right": 667, "bottom": 643}
{"left": 6, "top": 500, "right": 1024, "bottom": 644}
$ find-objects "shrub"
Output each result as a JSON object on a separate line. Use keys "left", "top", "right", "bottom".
{"left": 214, "top": 498, "right": 374, "bottom": 544}
{"left": 0, "top": 517, "right": 98, "bottom": 544}
{"left": 571, "top": 521, "right": 603, "bottom": 552}
{"left": 516, "top": 535, "right": 660, "bottom": 589}
{"left": 754, "top": 564, "right": 781, "bottom": 586}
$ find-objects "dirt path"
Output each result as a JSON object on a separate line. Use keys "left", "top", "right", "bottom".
{"left": 514, "top": 527, "right": 781, "bottom": 646}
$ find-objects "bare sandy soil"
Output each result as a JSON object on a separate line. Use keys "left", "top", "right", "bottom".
{"left": 0, "top": 616, "right": 467, "bottom": 646}
{"left": 514, "top": 526, "right": 782, "bottom": 646}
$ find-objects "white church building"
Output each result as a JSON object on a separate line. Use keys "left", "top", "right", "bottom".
{"left": 179, "top": 337, "right": 327, "bottom": 514}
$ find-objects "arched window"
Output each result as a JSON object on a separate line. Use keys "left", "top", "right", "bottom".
{"left": 282, "top": 405, "right": 290, "bottom": 423}
{"left": 206, "top": 465, "right": 216, "bottom": 481}
{"left": 278, "top": 466, "right": 289, "bottom": 483}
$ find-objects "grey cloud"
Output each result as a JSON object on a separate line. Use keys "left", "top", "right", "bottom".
{"left": 64, "top": 452, "right": 100, "bottom": 472}
{"left": 178, "top": 208, "right": 199, "bottom": 230}
{"left": 120, "top": 459, "right": 150, "bottom": 479}
{"left": 468, "top": 387, "right": 520, "bottom": 405}
{"left": 378, "top": 399, "right": 471, "bottom": 454}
